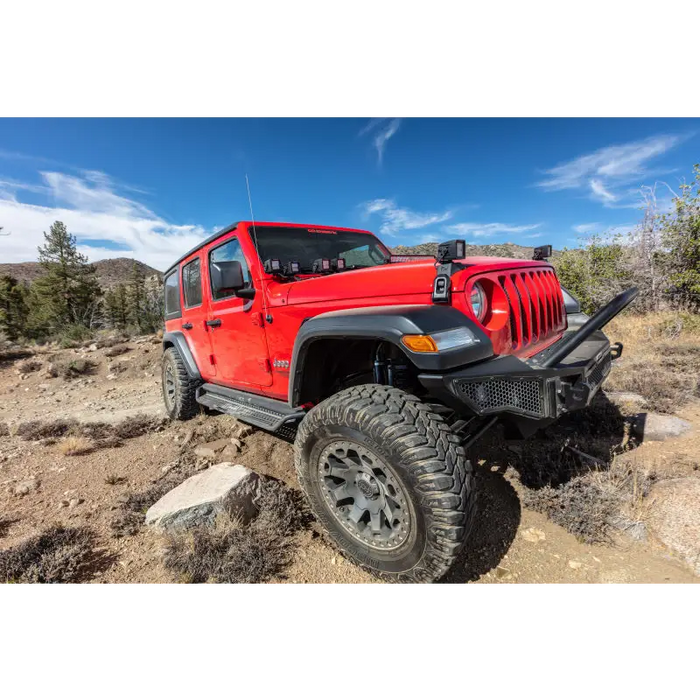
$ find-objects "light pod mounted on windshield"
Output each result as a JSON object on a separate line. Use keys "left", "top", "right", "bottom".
{"left": 312, "top": 258, "right": 331, "bottom": 274}
{"left": 432, "top": 239, "right": 466, "bottom": 304}
{"left": 331, "top": 257, "right": 346, "bottom": 272}
{"left": 283, "top": 260, "right": 301, "bottom": 276}
{"left": 263, "top": 258, "right": 282, "bottom": 274}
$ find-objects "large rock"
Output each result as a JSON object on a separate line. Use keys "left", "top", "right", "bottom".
{"left": 632, "top": 413, "right": 692, "bottom": 442}
{"left": 145, "top": 463, "right": 260, "bottom": 530}
{"left": 647, "top": 478, "right": 700, "bottom": 575}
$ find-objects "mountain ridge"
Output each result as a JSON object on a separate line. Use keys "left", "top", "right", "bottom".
{"left": 0, "top": 258, "right": 162, "bottom": 289}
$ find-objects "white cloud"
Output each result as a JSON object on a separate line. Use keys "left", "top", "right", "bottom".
{"left": 445, "top": 222, "right": 541, "bottom": 239}
{"left": 589, "top": 179, "right": 617, "bottom": 204}
{"left": 523, "top": 233, "right": 544, "bottom": 239}
{"left": 362, "top": 199, "right": 453, "bottom": 236}
{"left": 0, "top": 170, "right": 210, "bottom": 270}
{"left": 359, "top": 118, "right": 402, "bottom": 165}
{"left": 572, "top": 222, "right": 601, "bottom": 234}
{"left": 536, "top": 134, "right": 685, "bottom": 208}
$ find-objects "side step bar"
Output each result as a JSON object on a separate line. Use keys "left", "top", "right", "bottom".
{"left": 196, "top": 383, "right": 306, "bottom": 435}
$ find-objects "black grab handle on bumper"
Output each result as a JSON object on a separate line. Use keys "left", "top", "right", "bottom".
{"left": 542, "top": 287, "right": 638, "bottom": 368}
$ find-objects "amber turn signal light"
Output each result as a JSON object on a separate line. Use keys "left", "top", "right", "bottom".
{"left": 401, "top": 334, "right": 438, "bottom": 353}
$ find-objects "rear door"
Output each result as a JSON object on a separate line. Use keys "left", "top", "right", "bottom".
{"left": 180, "top": 255, "right": 216, "bottom": 379}
{"left": 206, "top": 235, "right": 272, "bottom": 388}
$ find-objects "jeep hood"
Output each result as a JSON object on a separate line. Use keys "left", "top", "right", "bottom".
{"left": 279, "top": 257, "right": 548, "bottom": 307}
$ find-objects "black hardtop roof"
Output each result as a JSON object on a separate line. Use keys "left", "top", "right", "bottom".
{"left": 164, "top": 222, "right": 239, "bottom": 276}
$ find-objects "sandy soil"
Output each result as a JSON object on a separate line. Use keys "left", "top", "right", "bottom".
{"left": 1, "top": 338, "right": 698, "bottom": 584}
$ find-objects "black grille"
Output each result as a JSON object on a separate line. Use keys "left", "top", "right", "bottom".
{"left": 454, "top": 377, "right": 545, "bottom": 417}
{"left": 587, "top": 353, "right": 611, "bottom": 389}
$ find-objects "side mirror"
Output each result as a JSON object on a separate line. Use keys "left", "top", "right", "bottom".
{"left": 211, "top": 260, "right": 245, "bottom": 294}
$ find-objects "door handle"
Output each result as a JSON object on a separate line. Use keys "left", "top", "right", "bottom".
{"left": 206, "top": 319, "right": 222, "bottom": 328}
{"left": 181, "top": 323, "right": 193, "bottom": 330}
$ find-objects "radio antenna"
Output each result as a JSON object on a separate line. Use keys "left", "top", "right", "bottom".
{"left": 245, "top": 174, "right": 271, "bottom": 323}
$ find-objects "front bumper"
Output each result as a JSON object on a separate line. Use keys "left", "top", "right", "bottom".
{"left": 418, "top": 287, "right": 637, "bottom": 421}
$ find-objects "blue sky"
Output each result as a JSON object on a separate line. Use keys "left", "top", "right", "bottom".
{"left": 0, "top": 118, "right": 698, "bottom": 270}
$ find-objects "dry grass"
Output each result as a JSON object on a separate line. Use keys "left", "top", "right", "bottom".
{"left": 16, "top": 414, "right": 167, "bottom": 447}
{"left": 163, "top": 479, "right": 307, "bottom": 583}
{"left": 57, "top": 435, "right": 94, "bottom": 456}
{"left": 47, "top": 357, "right": 98, "bottom": 379}
{"left": 15, "top": 357, "right": 42, "bottom": 373}
{"left": 523, "top": 457, "right": 655, "bottom": 544}
{"left": 0, "top": 526, "right": 98, "bottom": 583}
{"left": 605, "top": 312, "right": 700, "bottom": 413}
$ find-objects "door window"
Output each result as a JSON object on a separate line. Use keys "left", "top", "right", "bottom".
{"left": 164, "top": 269, "right": 181, "bottom": 318}
{"left": 209, "top": 238, "right": 252, "bottom": 300}
{"left": 182, "top": 258, "right": 203, "bottom": 307}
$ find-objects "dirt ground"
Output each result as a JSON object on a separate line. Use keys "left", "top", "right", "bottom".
{"left": 1, "top": 329, "right": 698, "bottom": 584}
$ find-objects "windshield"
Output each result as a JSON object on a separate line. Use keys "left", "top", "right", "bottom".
{"left": 252, "top": 226, "right": 390, "bottom": 272}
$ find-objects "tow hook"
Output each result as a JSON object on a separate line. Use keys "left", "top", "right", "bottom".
{"left": 610, "top": 342, "right": 623, "bottom": 360}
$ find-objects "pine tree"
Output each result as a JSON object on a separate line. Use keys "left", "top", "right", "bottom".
{"left": 29, "top": 221, "right": 102, "bottom": 334}
{"left": 0, "top": 275, "right": 29, "bottom": 341}
{"left": 103, "top": 284, "right": 129, "bottom": 329}
{"left": 127, "top": 262, "right": 147, "bottom": 331}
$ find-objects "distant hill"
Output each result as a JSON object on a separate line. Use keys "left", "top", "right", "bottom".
{"left": 391, "top": 241, "right": 561, "bottom": 260}
{"left": 0, "top": 258, "right": 162, "bottom": 289}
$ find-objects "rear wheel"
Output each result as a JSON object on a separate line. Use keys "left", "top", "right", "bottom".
{"left": 294, "top": 384, "right": 475, "bottom": 582}
{"left": 161, "top": 346, "right": 200, "bottom": 420}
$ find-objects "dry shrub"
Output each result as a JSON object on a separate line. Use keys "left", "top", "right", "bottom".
{"left": 16, "top": 357, "right": 42, "bottom": 373}
{"left": 112, "top": 414, "right": 167, "bottom": 439}
{"left": 58, "top": 435, "right": 94, "bottom": 456}
{"left": 163, "top": 479, "right": 307, "bottom": 583}
{"left": 0, "top": 526, "right": 97, "bottom": 583}
{"left": 16, "top": 419, "right": 77, "bottom": 441}
{"left": 47, "top": 357, "right": 97, "bottom": 379}
{"left": 524, "top": 458, "right": 655, "bottom": 544}
{"left": 104, "top": 344, "right": 130, "bottom": 358}
{"left": 16, "top": 414, "right": 167, "bottom": 447}
{"left": 105, "top": 474, "right": 127, "bottom": 486}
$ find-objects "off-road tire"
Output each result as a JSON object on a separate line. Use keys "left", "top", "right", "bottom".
{"left": 294, "top": 384, "right": 475, "bottom": 582}
{"left": 161, "top": 346, "right": 200, "bottom": 420}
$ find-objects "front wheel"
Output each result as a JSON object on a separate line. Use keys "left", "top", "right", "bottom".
{"left": 294, "top": 385, "right": 475, "bottom": 582}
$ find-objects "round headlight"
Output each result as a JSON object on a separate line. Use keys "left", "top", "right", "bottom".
{"left": 470, "top": 283, "right": 487, "bottom": 322}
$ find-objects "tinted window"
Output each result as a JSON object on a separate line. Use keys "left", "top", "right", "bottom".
{"left": 164, "top": 270, "right": 180, "bottom": 315}
{"left": 209, "top": 238, "right": 252, "bottom": 300}
{"left": 182, "top": 258, "right": 202, "bottom": 307}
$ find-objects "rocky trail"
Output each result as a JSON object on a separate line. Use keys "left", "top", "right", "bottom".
{"left": 1, "top": 335, "right": 698, "bottom": 584}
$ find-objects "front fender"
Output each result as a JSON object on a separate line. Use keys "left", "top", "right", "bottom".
{"left": 289, "top": 304, "right": 493, "bottom": 406}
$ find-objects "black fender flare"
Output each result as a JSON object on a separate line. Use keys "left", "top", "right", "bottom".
{"left": 162, "top": 331, "right": 201, "bottom": 380}
{"left": 289, "top": 304, "right": 493, "bottom": 406}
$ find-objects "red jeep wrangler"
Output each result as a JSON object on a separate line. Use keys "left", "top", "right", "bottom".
{"left": 162, "top": 221, "right": 637, "bottom": 582}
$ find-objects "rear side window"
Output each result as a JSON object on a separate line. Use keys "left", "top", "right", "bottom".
{"left": 182, "top": 258, "right": 203, "bottom": 307}
{"left": 209, "top": 237, "right": 252, "bottom": 301}
{"left": 164, "top": 269, "right": 181, "bottom": 318}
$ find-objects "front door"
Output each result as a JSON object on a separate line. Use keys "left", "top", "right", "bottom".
{"left": 206, "top": 235, "right": 272, "bottom": 388}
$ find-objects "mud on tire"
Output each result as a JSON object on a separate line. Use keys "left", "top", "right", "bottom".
{"left": 294, "top": 384, "right": 475, "bottom": 582}
{"left": 161, "top": 346, "right": 200, "bottom": 420}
